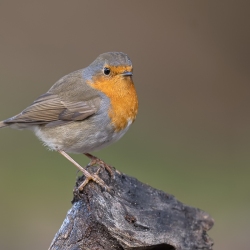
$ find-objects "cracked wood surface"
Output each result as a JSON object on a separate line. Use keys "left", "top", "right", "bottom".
{"left": 49, "top": 166, "right": 214, "bottom": 250}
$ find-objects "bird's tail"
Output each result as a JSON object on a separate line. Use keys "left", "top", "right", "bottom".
{"left": 0, "top": 121, "right": 7, "bottom": 128}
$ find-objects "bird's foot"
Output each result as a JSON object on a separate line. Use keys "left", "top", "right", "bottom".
{"left": 78, "top": 167, "right": 110, "bottom": 191}
{"left": 84, "top": 153, "right": 114, "bottom": 177}
{"left": 58, "top": 150, "right": 109, "bottom": 191}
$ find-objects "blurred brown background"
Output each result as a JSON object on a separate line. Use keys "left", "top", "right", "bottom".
{"left": 0, "top": 1, "right": 249, "bottom": 249}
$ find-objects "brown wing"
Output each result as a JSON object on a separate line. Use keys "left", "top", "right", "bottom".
{"left": 4, "top": 93, "right": 100, "bottom": 128}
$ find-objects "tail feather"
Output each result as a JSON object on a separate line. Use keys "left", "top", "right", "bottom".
{"left": 0, "top": 121, "right": 8, "bottom": 128}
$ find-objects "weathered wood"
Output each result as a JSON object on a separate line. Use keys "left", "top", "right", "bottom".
{"left": 49, "top": 166, "right": 214, "bottom": 250}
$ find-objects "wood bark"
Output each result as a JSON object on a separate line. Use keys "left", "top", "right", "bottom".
{"left": 49, "top": 166, "right": 214, "bottom": 250}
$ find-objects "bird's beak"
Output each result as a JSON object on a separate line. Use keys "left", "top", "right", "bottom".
{"left": 122, "top": 71, "right": 133, "bottom": 76}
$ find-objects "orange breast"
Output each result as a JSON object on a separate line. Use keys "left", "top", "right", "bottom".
{"left": 88, "top": 73, "right": 138, "bottom": 132}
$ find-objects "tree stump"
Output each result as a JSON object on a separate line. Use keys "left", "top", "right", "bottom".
{"left": 49, "top": 166, "right": 214, "bottom": 250}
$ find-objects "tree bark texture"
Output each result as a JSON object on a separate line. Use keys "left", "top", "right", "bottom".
{"left": 49, "top": 166, "right": 214, "bottom": 250}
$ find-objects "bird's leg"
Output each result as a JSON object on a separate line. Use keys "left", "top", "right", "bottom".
{"left": 58, "top": 150, "right": 109, "bottom": 191}
{"left": 84, "top": 153, "right": 114, "bottom": 177}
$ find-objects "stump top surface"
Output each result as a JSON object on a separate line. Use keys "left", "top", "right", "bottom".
{"left": 50, "top": 166, "right": 214, "bottom": 250}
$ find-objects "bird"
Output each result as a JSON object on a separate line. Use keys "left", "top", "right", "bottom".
{"left": 0, "top": 52, "right": 138, "bottom": 190}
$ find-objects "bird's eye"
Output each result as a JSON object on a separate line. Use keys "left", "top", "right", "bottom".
{"left": 103, "top": 67, "right": 111, "bottom": 75}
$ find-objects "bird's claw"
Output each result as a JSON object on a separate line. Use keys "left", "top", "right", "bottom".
{"left": 85, "top": 153, "right": 114, "bottom": 177}
{"left": 78, "top": 167, "right": 110, "bottom": 191}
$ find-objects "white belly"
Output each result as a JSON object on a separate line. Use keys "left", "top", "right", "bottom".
{"left": 33, "top": 120, "right": 132, "bottom": 154}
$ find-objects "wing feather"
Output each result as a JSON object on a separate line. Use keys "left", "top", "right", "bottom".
{"left": 4, "top": 93, "right": 100, "bottom": 127}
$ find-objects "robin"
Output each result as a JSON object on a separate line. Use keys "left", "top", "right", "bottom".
{"left": 0, "top": 52, "right": 138, "bottom": 190}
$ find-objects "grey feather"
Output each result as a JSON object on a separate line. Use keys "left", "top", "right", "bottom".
{"left": 0, "top": 121, "right": 7, "bottom": 128}
{"left": 1, "top": 70, "right": 102, "bottom": 128}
